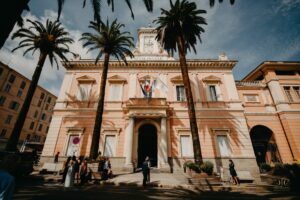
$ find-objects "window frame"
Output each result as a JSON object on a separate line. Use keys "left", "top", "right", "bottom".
{"left": 175, "top": 85, "right": 186, "bottom": 102}
{"left": 212, "top": 128, "right": 231, "bottom": 158}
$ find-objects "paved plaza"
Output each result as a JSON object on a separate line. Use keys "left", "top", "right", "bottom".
{"left": 13, "top": 171, "right": 300, "bottom": 200}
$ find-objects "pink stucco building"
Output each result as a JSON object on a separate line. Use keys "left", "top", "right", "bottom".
{"left": 41, "top": 27, "right": 299, "bottom": 180}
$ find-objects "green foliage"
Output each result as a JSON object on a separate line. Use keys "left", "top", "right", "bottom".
{"left": 271, "top": 163, "right": 300, "bottom": 192}
{"left": 186, "top": 162, "right": 201, "bottom": 173}
{"left": 259, "top": 163, "right": 271, "bottom": 172}
{"left": 200, "top": 161, "right": 214, "bottom": 175}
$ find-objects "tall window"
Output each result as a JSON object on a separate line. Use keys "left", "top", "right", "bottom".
{"left": 8, "top": 74, "right": 16, "bottom": 83}
{"left": 108, "top": 84, "right": 122, "bottom": 101}
{"left": 47, "top": 96, "right": 52, "bottom": 103}
{"left": 0, "top": 67, "right": 3, "bottom": 76}
{"left": 0, "top": 129, "right": 7, "bottom": 137}
{"left": 284, "top": 86, "right": 293, "bottom": 102}
{"left": 40, "top": 93, "right": 45, "bottom": 99}
{"left": 29, "top": 122, "right": 35, "bottom": 130}
{"left": 20, "top": 80, "right": 26, "bottom": 89}
{"left": 9, "top": 101, "right": 20, "bottom": 110}
{"left": 216, "top": 135, "right": 231, "bottom": 157}
{"left": 34, "top": 110, "right": 38, "bottom": 118}
{"left": 180, "top": 135, "right": 193, "bottom": 157}
{"left": 41, "top": 113, "right": 47, "bottom": 121}
{"left": 4, "top": 84, "right": 11, "bottom": 92}
{"left": 176, "top": 85, "right": 186, "bottom": 101}
{"left": 209, "top": 85, "right": 218, "bottom": 101}
{"left": 104, "top": 135, "right": 116, "bottom": 157}
{"left": 5, "top": 115, "right": 13, "bottom": 124}
{"left": 77, "top": 83, "right": 91, "bottom": 101}
{"left": 38, "top": 124, "right": 43, "bottom": 132}
{"left": 17, "top": 90, "right": 23, "bottom": 98}
{"left": 293, "top": 86, "right": 300, "bottom": 100}
{"left": 0, "top": 96, "right": 6, "bottom": 106}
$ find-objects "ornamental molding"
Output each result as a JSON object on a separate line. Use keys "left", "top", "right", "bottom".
{"left": 63, "top": 60, "right": 237, "bottom": 70}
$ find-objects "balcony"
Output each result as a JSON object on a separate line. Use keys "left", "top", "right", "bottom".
{"left": 125, "top": 98, "right": 168, "bottom": 108}
{"left": 235, "top": 81, "right": 266, "bottom": 87}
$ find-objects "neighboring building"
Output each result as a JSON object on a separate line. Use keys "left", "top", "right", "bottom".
{"left": 41, "top": 27, "right": 299, "bottom": 181}
{"left": 0, "top": 62, "right": 57, "bottom": 151}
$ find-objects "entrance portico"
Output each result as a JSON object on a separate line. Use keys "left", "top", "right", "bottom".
{"left": 123, "top": 98, "right": 169, "bottom": 171}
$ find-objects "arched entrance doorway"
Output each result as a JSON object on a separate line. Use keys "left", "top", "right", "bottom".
{"left": 138, "top": 124, "right": 157, "bottom": 168}
{"left": 250, "top": 125, "right": 281, "bottom": 166}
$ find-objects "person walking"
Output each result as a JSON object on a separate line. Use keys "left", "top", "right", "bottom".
{"left": 142, "top": 156, "right": 150, "bottom": 186}
{"left": 0, "top": 154, "right": 18, "bottom": 200}
{"left": 229, "top": 159, "right": 240, "bottom": 185}
{"left": 64, "top": 160, "right": 75, "bottom": 188}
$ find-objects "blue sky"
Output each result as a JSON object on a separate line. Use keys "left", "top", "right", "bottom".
{"left": 0, "top": 0, "right": 299, "bottom": 96}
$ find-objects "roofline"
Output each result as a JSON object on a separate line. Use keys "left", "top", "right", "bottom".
{"left": 0, "top": 61, "right": 57, "bottom": 98}
{"left": 242, "top": 61, "right": 300, "bottom": 81}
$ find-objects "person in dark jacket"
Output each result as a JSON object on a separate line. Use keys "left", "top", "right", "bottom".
{"left": 142, "top": 156, "right": 150, "bottom": 186}
{"left": 229, "top": 159, "right": 240, "bottom": 185}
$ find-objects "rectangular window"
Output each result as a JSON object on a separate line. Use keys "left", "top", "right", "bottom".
{"left": 0, "top": 96, "right": 6, "bottom": 106}
{"left": 284, "top": 86, "right": 293, "bottom": 102}
{"left": 41, "top": 113, "right": 46, "bottom": 121}
{"left": 34, "top": 110, "right": 38, "bottom": 118}
{"left": 104, "top": 135, "right": 116, "bottom": 157}
{"left": 38, "top": 124, "right": 43, "bottom": 132}
{"left": 46, "top": 126, "right": 49, "bottom": 133}
{"left": 4, "top": 84, "right": 11, "bottom": 92}
{"left": 216, "top": 135, "right": 231, "bottom": 157}
{"left": 209, "top": 85, "right": 218, "bottom": 101}
{"left": 0, "top": 129, "right": 7, "bottom": 137}
{"left": 45, "top": 104, "right": 49, "bottom": 111}
{"left": 293, "top": 86, "right": 300, "bottom": 100}
{"left": 20, "top": 80, "right": 26, "bottom": 89}
{"left": 17, "top": 90, "right": 23, "bottom": 98}
{"left": 40, "top": 93, "right": 45, "bottom": 99}
{"left": 0, "top": 68, "right": 3, "bottom": 76}
{"left": 49, "top": 116, "right": 52, "bottom": 123}
{"left": 29, "top": 122, "right": 35, "bottom": 130}
{"left": 9, "top": 101, "right": 20, "bottom": 110}
{"left": 8, "top": 74, "right": 16, "bottom": 83}
{"left": 5, "top": 115, "right": 13, "bottom": 124}
{"left": 47, "top": 97, "right": 51, "bottom": 103}
{"left": 108, "top": 84, "right": 122, "bottom": 101}
{"left": 37, "top": 99, "right": 42, "bottom": 107}
{"left": 180, "top": 135, "right": 193, "bottom": 157}
{"left": 244, "top": 94, "right": 259, "bottom": 102}
{"left": 176, "top": 85, "right": 186, "bottom": 101}
{"left": 77, "top": 83, "right": 91, "bottom": 101}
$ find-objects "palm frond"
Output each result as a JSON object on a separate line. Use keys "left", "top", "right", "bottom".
{"left": 57, "top": 0, "right": 65, "bottom": 21}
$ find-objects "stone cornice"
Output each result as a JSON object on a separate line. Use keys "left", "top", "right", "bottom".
{"left": 63, "top": 59, "right": 237, "bottom": 70}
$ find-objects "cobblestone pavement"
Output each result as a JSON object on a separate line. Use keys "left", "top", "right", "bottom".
{"left": 13, "top": 172, "right": 300, "bottom": 200}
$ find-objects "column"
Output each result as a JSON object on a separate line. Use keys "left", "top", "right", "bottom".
{"left": 160, "top": 117, "right": 168, "bottom": 167}
{"left": 124, "top": 117, "right": 134, "bottom": 167}
{"left": 268, "top": 80, "right": 289, "bottom": 110}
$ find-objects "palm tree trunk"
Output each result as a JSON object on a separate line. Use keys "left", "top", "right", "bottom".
{"left": 5, "top": 53, "right": 47, "bottom": 151}
{"left": 0, "top": 0, "right": 30, "bottom": 49}
{"left": 90, "top": 53, "right": 110, "bottom": 159}
{"left": 176, "top": 36, "right": 203, "bottom": 165}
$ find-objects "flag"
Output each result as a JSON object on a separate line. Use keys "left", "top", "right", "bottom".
{"left": 139, "top": 79, "right": 153, "bottom": 98}
{"left": 153, "top": 77, "right": 168, "bottom": 94}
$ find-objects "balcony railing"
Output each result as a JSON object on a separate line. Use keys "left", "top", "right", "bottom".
{"left": 235, "top": 81, "right": 266, "bottom": 87}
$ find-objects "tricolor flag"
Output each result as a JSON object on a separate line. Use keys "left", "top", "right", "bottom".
{"left": 153, "top": 77, "right": 168, "bottom": 94}
{"left": 140, "top": 79, "right": 153, "bottom": 98}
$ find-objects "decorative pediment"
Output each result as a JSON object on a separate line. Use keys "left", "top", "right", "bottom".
{"left": 138, "top": 75, "right": 155, "bottom": 83}
{"left": 76, "top": 75, "right": 96, "bottom": 83}
{"left": 202, "top": 75, "right": 221, "bottom": 83}
{"left": 170, "top": 75, "right": 183, "bottom": 83}
{"left": 108, "top": 75, "right": 127, "bottom": 83}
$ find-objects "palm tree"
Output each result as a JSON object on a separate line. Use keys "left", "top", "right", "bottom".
{"left": 80, "top": 19, "right": 134, "bottom": 159}
{"left": 154, "top": 0, "right": 207, "bottom": 165}
{"left": 5, "top": 19, "right": 74, "bottom": 151}
{"left": 57, "top": 0, "right": 153, "bottom": 23}
{"left": 209, "top": 0, "right": 235, "bottom": 7}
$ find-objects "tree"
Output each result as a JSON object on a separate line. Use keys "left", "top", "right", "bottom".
{"left": 57, "top": 0, "right": 153, "bottom": 23}
{"left": 0, "top": 0, "right": 30, "bottom": 49}
{"left": 5, "top": 19, "right": 74, "bottom": 151}
{"left": 209, "top": 0, "right": 235, "bottom": 7}
{"left": 154, "top": 0, "right": 207, "bottom": 165}
{"left": 80, "top": 20, "right": 134, "bottom": 159}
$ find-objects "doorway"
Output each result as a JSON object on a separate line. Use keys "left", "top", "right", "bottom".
{"left": 138, "top": 124, "right": 157, "bottom": 168}
{"left": 250, "top": 125, "right": 281, "bottom": 166}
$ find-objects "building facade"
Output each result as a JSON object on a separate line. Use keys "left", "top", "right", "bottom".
{"left": 41, "top": 28, "right": 299, "bottom": 180}
{"left": 0, "top": 62, "right": 57, "bottom": 151}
